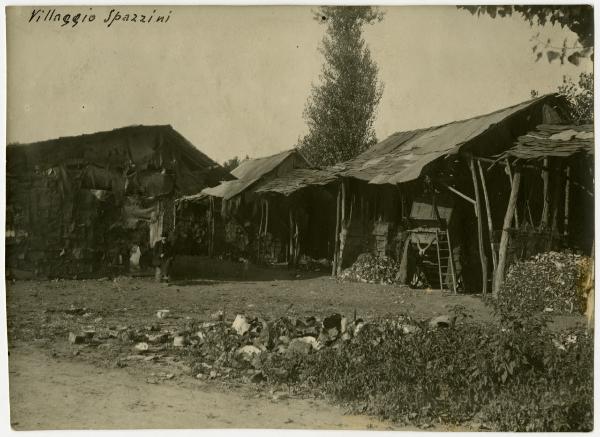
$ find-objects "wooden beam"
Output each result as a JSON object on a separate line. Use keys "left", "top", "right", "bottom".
{"left": 337, "top": 180, "right": 347, "bottom": 276}
{"left": 469, "top": 156, "right": 489, "bottom": 295}
{"left": 550, "top": 161, "right": 563, "bottom": 238}
{"left": 564, "top": 165, "right": 571, "bottom": 237}
{"left": 265, "top": 199, "right": 269, "bottom": 236}
{"left": 442, "top": 183, "right": 476, "bottom": 205}
{"left": 289, "top": 207, "right": 294, "bottom": 267}
{"left": 477, "top": 160, "right": 498, "bottom": 275}
{"left": 505, "top": 159, "right": 520, "bottom": 229}
{"left": 332, "top": 183, "right": 341, "bottom": 276}
{"left": 257, "top": 200, "right": 264, "bottom": 261}
{"left": 494, "top": 167, "right": 521, "bottom": 298}
{"left": 540, "top": 157, "right": 550, "bottom": 229}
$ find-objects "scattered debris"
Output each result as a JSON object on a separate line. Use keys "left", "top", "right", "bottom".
{"left": 287, "top": 338, "right": 313, "bottom": 355}
{"left": 232, "top": 314, "right": 251, "bottom": 336}
{"left": 134, "top": 342, "right": 149, "bottom": 352}
{"left": 68, "top": 332, "right": 86, "bottom": 344}
{"left": 429, "top": 315, "right": 456, "bottom": 329}
{"left": 173, "top": 336, "right": 186, "bottom": 347}
{"left": 156, "top": 310, "right": 170, "bottom": 319}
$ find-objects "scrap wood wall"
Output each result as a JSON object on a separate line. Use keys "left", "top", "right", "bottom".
{"left": 6, "top": 168, "right": 162, "bottom": 277}
{"left": 6, "top": 126, "right": 226, "bottom": 278}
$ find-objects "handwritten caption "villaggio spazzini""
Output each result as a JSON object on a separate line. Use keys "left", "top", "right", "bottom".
{"left": 28, "top": 8, "right": 173, "bottom": 28}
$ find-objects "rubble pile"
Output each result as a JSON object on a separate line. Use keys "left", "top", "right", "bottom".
{"left": 339, "top": 253, "right": 401, "bottom": 285}
{"left": 499, "top": 251, "right": 592, "bottom": 315}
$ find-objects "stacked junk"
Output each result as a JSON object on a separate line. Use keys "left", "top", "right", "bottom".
{"left": 65, "top": 306, "right": 454, "bottom": 382}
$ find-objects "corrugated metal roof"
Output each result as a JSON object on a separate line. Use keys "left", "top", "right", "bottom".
{"left": 254, "top": 167, "right": 341, "bottom": 196}
{"left": 231, "top": 149, "right": 307, "bottom": 180}
{"left": 499, "top": 124, "right": 594, "bottom": 160}
{"left": 340, "top": 94, "right": 564, "bottom": 185}
{"left": 196, "top": 149, "right": 310, "bottom": 200}
{"left": 200, "top": 178, "right": 260, "bottom": 200}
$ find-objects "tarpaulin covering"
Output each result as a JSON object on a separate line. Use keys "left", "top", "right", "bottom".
{"left": 498, "top": 124, "right": 594, "bottom": 160}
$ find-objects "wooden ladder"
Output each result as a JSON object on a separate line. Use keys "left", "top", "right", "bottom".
{"left": 415, "top": 229, "right": 457, "bottom": 293}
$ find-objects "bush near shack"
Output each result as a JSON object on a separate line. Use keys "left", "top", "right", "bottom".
{"left": 256, "top": 313, "right": 593, "bottom": 432}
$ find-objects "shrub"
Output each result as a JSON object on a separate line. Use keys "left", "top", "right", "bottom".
{"left": 260, "top": 314, "right": 593, "bottom": 431}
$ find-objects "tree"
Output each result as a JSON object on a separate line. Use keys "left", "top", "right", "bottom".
{"left": 557, "top": 72, "right": 593, "bottom": 124}
{"left": 222, "top": 155, "right": 249, "bottom": 172}
{"left": 298, "top": 6, "right": 384, "bottom": 167}
{"left": 458, "top": 6, "right": 593, "bottom": 65}
{"left": 222, "top": 156, "right": 240, "bottom": 172}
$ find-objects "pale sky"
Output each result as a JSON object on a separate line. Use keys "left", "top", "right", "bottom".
{"left": 6, "top": 5, "right": 592, "bottom": 164}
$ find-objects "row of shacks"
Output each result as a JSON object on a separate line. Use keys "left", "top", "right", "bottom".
{"left": 6, "top": 125, "right": 233, "bottom": 278}
{"left": 174, "top": 93, "right": 594, "bottom": 294}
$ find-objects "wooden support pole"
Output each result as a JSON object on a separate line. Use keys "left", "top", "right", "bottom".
{"left": 446, "top": 230, "right": 458, "bottom": 294}
{"left": 264, "top": 199, "right": 269, "bottom": 236}
{"left": 540, "top": 157, "right": 550, "bottom": 229}
{"left": 505, "top": 159, "right": 520, "bottom": 229}
{"left": 337, "top": 180, "right": 347, "bottom": 276}
{"left": 332, "top": 184, "right": 341, "bottom": 276}
{"left": 494, "top": 167, "right": 521, "bottom": 298}
{"left": 435, "top": 229, "right": 443, "bottom": 289}
{"left": 564, "top": 165, "right": 570, "bottom": 237}
{"left": 443, "top": 183, "right": 476, "bottom": 205}
{"left": 257, "top": 201, "right": 264, "bottom": 262}
{"left": 477, "top": 160, "right": 498, "bottom": 273}
{"left": 551, "top": 161, "right": 563, "bottom": 238}
{"left": 469, "top": 156, "right": 489, "bottom": 295}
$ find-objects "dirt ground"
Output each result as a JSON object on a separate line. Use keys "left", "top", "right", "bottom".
{"left": 9, "top": 345, "right": 404, "bottom": 430}
{"left": 5, "top": 264, "right": 584, "bottom": 430}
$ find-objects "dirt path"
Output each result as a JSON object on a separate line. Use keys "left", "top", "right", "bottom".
{"left": 8, "top": 346, "right": 402, "bottom": 431}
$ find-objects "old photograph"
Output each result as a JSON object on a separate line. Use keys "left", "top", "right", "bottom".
{"left": 4, "top": 4, "right": 595, "bottom": 432}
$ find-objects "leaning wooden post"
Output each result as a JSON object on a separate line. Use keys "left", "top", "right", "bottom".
{"left": 289, "top": 207, "right": 294, "bottom": 266}
{"left": 564, "top": 165, "right": 570, "bottom": 237}
{"left": 257, "top": 200, "right": 264, "bottom": 262}
{"left": 477, "top": 159, "right": 498, "bottom": 273}
{"left": 550, "top": 161, "right": 563, "bottom": 249}
{"left": 494, "top": 165, "right": 522, "bottom": 298}
{"left": 469, "top": 155, "right": 489, "bottom": 295}
{"left": 265, "top": 198, "right": 269, "bottom": 236}
{"left": 332, "top": 183, "right": 341, "bottom": 276}
{"left": 540, "top": 157, "right": 550, "bottom": 229}
{"left": 337, "top": 180, "right": 347, "bottom": 276}
{"left": 505, "top": 159, "right": 519, "bottom": 229}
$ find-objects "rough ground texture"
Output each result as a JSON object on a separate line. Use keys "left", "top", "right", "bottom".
{"left": 9, "top": 346, "right": 401, "bottom": 430}
{"left": 6, "top": 267, "right": 584, "bottom": 430}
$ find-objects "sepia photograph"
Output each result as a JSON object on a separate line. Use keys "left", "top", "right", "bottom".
{"left": 4, "top": 4, "right": 595, "bottom": 432}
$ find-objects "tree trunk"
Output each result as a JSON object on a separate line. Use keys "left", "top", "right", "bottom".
{"left": 494, "top": 167, "right": 521, "bottom": 298}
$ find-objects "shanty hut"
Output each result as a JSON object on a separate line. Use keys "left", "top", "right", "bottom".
{"left": 256, "top": 94, "right": 581, "bottom": 293}
{"left": 6, "top": 125, "right": 231, "bottom": 278}
{"left": 174, "top": 149, "right": 311, "bottom": 262}
{"left": 491, "top": 123, "right": 594, "bottom": 295}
